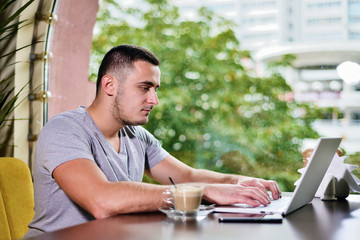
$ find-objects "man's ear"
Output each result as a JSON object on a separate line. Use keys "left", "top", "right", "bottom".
{"left": 101, "top": 75, "right": 116, "bottom": 96}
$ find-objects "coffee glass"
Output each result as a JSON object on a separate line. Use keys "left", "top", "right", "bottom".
{"left": 163, "top": 184, "right": 204, "bottom": 212}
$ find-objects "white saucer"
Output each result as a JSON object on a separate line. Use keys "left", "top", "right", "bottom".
{"left": 159, "top": 205, "right": 214, "bottom": 221}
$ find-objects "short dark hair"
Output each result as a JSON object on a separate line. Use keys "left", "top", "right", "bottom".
{"left": 96, "top": 44, "right": 160, "bottom": 94}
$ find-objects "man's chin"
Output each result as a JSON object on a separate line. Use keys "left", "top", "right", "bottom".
{"left": 138, "top": 119, "right": 149, "bottom": 125}
{"left": 124, "top": 118, "right": 148, "bottom": 126}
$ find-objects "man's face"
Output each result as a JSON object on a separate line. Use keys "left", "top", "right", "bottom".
{"left": 112, "top": 60, "right": 160, "bottom": 127}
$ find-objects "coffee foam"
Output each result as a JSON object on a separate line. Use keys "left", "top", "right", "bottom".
{"left": 171, "top": 186, "right": 202, "bottom": 195}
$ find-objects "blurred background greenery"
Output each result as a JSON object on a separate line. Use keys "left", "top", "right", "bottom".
{"left": 90, "top": 0, "right": 359, "bottom": 191}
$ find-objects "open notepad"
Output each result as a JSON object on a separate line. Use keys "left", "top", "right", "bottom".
{"left": 215, "top": 137, "right": 342, "bottom": 216}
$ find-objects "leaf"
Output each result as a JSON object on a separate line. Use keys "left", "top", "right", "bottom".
{"left": 0, "top": 0, "right": 35, "bottom": 130}
{"left": 0, "top": 0, "right": 36, "bottom": 30}
{"left": 0, "top": 89, "right": 17, "bottom": 126}
{"left": 0, "top": 87, "right": 14, "bottom": 110}
{"left": 0, "top": 42, "right": 36, "bottom": 59}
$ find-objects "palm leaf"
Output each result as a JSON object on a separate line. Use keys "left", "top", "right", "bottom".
{"left": 0, "top": 0, "right": 36, "bottom": 30}
{"left": 0, "top": 88, "right": 17, "bottom": 126}
{"left": 0, "top": 43, "right": 35, "bottom": 59}
{"left": 0, "top": 0, "right": 15, "bottom": 12}
{"left": 0, "top": 0, "right": 36, "bottom": 129}
{"left": 0, "top": 20, "right": 31, "bottom": 41}
{"left": 0, "top": 81, "right": 28, "bottom": 127}
{"left": 0, "top": 19, "right": 28, "bottom": 35}
{"left": 0, "top": 87, "right": 14, "bottom": 109}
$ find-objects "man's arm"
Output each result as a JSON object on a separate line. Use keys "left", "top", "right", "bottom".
{"left": 52, "top": 158, "right": 168, "bottom": 219}
{"left": 53, "top": 155, "right": 281, "bottom": 219}
{"left": 145, "top": 155, "right": 281, "bottom": 206}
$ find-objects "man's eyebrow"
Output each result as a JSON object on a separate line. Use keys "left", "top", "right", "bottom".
{"left": 140, "top": 81, "right": 160, "bottom": 88}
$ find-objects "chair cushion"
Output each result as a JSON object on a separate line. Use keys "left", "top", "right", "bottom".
{"left": 0, "top": 157, "right": 34, "bottom": 239}
{"left": 0, "top": 190, "right": 11, "bottom": 239}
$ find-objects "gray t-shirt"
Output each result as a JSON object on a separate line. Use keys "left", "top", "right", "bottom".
{"left": 25, "top": 107, "right": 168, "bottom": 237}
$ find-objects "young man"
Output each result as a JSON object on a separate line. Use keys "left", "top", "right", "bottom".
{"left": 25, "top": 44, "right": 281, "bottom": 237}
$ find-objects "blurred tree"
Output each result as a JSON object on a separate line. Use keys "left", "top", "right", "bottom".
{"left": 91, "top": 0, "right": 320, "bottom": 190}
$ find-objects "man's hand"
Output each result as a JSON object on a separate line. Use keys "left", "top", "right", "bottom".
{"left": 203, "top": 183, "right": 272, "bottom": 207}
{"left": 238, "top": 178, "right": 282, "bottom": 200}
{"left": 202, "top": 178, "right": 281, "bottom": 207}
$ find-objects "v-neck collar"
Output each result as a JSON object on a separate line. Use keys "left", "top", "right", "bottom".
{"left": 83, "top": 107, "right": 126, "bottom": 156}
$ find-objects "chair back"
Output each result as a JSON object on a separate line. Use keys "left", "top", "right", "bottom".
{"left": 0, "top": 157, "right": 34, "bottom": 240}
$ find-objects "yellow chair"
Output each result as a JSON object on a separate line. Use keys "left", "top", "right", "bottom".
{"left": 0, "top": 157, "right": 34, "bottom": 240}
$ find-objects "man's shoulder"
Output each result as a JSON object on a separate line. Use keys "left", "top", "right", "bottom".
{"left": 50, "top": 107, "right": 87, "bottom": 122}
{"left": 46, "top": 107, "right": 88, "bottom": 126}
{"left": 41, "top": 107, "right": 90, "bottom": 134}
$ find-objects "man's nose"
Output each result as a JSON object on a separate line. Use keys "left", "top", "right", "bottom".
{"left": 147, "top": 89, "right": 159, "bottom": 105}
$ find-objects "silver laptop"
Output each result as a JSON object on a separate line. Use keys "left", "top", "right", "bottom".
{"left": 215, "top": 137, "right": 342, "bottom": 216}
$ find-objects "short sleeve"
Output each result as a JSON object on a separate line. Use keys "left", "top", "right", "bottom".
{"left": 124, "top": 126, "right": 169, "bottom": 169}
{"left": 35, "top": 115, "right": 95, "bottom": 174}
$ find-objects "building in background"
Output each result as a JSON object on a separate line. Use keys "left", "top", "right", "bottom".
{"left": 172, "top": 0, "right": 360, "bottom": 153}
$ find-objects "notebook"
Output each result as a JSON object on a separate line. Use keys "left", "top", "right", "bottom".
{"left": 215, "top": 137, "right": 342, "bottom": 216}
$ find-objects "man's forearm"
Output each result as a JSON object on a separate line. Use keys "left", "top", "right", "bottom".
{"left": 189, "top": 168, "right": 251, "bottom": 185}
{"left": 53, "top": 159, "right": 171, "bottom": 219}
{"left": 89, "top": 181, "right": 169, "bottom": 218}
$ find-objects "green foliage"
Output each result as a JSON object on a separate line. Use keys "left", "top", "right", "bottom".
{"left": 345, "top": 152, "right": 360, "bottom": 180}
{"left": 92, "top": 0, "right": 319, "bottom": 191}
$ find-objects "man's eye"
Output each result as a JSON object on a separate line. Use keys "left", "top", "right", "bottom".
{"left": 141, "top": 86, "right": 150, "bottom": 91}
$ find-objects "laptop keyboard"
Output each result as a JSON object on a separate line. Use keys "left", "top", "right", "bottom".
{"left": 262, "top": 197, "right": 291, "bottom": 211}
{"left": 233, "top": 197, "right": 291, "bottom": 211}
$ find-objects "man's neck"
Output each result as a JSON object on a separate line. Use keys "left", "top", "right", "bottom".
{"left": 86, "top": 101, "right": 124, "bottom": 140}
